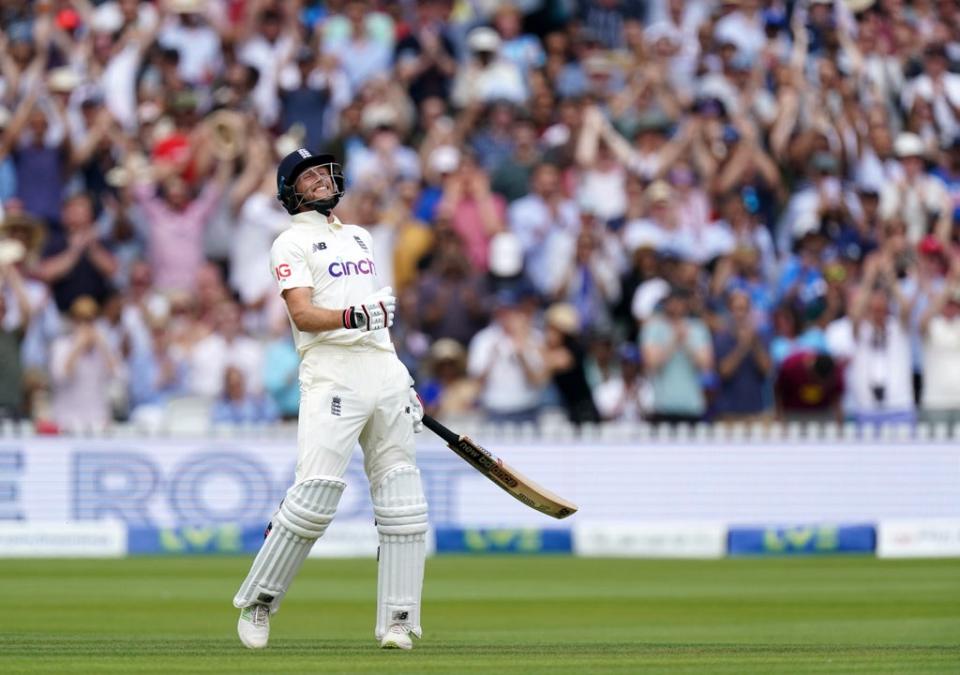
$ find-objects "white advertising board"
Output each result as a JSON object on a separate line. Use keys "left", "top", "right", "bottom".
{"left": 877, "top": 519, "right": 960, "bottom": 558}
{"left": 0, "top": 521, "right": 126, "bottom": 558}
{"left": 573, "top": 522, "right": 727, "bottom": 558}
{"left": 0, "top": 438, "right": 956, "bottom": 530}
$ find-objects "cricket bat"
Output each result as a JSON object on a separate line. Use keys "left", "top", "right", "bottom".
{"left": 422, "top": 414, "right": 578, "bottom": 520}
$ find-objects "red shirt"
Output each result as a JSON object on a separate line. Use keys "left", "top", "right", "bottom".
{"left": 775, "top": 351, "right": 844, "bottom": 411}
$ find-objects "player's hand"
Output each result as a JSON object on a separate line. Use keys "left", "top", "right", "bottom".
{"left": 406, "top": 387, "right": 424, "bottom": 433}
{"left": 343, "top": 286, "right": 396, "bottom": 331}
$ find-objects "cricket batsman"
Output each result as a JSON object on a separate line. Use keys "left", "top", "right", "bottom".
{"left": 233, "top": 149, "right": 427, "bottom": 651}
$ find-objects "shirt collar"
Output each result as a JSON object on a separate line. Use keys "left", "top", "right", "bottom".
{"left": 291, "top": 210, "right": 342, "bottom": 231}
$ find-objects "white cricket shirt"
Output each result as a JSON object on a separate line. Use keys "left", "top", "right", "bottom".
{"left": 269, "top": 210, "right": 393, "bottom": 355}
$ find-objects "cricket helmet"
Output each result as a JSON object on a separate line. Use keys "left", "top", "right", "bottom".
{"left": 276, "top": 148, "right": 344, "bottom": 215}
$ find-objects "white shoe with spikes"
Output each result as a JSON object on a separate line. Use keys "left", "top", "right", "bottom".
{"left": 379, "top": 623, "right": 414, "bottom": 650}
{"left": 237, "top": 604, "right": 270, "bottom": 649}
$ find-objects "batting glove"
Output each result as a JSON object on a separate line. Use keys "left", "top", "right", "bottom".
{"left": 343, "top": 286, "right": 396, "bottom": 331}
{"left": 407, "top": 388, "right": 424, "bottom": 433}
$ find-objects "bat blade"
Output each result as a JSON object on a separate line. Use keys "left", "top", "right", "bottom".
{"left": 422, "top": 415, "right": 578, "bottom": 519}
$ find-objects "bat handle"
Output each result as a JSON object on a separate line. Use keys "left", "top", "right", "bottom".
{"left": 422, "top": 414, "right": 460, "bottom": 445}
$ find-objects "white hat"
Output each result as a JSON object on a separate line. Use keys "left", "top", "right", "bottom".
{"left": 0, "top": 239, "right": 25, "bottom": 266}
{"left": 645, "top": 180, "right": 674, "bottom": 203}
{"left": 644, "top": 22, "right": 680, "bottom": 46}
{"left": 894, "top": 132, "right": 926, "bottom": 159}
{"left": 623, "top": 220, "right": 665, "bottom": 253}
{"left": 105, "top": 167, "right": 131, "bottom": 188}
{"left": 488, "top": 232, "right": 524, "bottom": 277}
{"left": 792, "top": 210, "right": 822, "bottom": 239}
{"left": 47, "top": 67, "right": 81, "bottom": 93}
{"left": 428, "top": 145, "right": 461, "bottom": 175}
{"left": 631, "top": 278, "right": 670, "bottom": 321}
{"left": 90, "top": 2, "right": 124, "bottom": 34}
{"left": 468, "top": 27, "right": 501, "bottom": 53}
{"left": 361, "top": 104, "right": 399, "bottom": 131}
{"left": 545, "top": 303, "right": 581, "bottom": 334}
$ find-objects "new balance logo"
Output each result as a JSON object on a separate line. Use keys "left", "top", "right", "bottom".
{"left": 392, "top": 610, "right": 409, "bottom": 622}
{"left": 354, "top": 236, "right": 368, "bottom": 252}
{"left": 331, "top": 396, "right": 342, "bottom": 416}
{"left": 313, "top": 241, "right": 327, "bottom": 252}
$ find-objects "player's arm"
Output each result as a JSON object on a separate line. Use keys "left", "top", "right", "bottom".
{"left": 282, "top": 287, "right": 350, "bottom": 332}
{"left": 282, "top": 286, "right": 397, "bottom": 333}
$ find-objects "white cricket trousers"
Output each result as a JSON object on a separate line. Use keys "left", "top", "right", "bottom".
{"left": 295, "top": 343, "right": 417, "bottom": 487}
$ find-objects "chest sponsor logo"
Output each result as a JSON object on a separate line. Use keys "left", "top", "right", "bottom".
{"left": 328, "top": 258, "right": 377, "bottom": 277}
{"left": 313, "top": 241, "right": 327, "bottom": 252}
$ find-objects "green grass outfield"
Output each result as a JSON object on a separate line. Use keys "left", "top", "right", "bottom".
{"left": 0, "top": 556, "right": 957, "bottom": 673}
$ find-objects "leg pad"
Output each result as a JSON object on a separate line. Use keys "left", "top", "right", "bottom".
{"left": 233, "top": 476, "right": 345, "bottom": 613}
{"left": 373, "top": 465, "right": 428, "bottom": 640}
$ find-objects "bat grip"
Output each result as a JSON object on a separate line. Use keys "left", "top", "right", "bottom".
{"left": 422, "top": 414, "right": 460, "bottom": 445}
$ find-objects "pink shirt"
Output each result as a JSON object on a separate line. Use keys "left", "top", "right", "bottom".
{"left": 134, "top": 182, "right": 223, "bottom": 292}
{"left": 50, "top": 334, "right": 115, "bottom": 432}
{"left": 451, "top": 195, "right": 506, "bottom": 271}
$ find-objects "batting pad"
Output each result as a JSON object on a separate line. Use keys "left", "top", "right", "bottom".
{"left": 372, "top": 465, "right": 428, "bottom": 640}
{"left": 233, "top": 476, "right": 345, "bottom": 613}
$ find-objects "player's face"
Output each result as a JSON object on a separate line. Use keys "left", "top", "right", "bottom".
{"left": 295, "top": 166, "right": 336, "bottom": 204}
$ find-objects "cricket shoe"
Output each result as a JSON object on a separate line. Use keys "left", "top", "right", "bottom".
{"left": 237, "top": 603, "right": 270, "bottom": 649}
{"left": 379, "top": 624, "right": 414, "bottom": 650}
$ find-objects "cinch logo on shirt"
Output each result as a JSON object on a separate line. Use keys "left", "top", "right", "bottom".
{"left": 328, "top": 258, "right": 377, "bottom": 277}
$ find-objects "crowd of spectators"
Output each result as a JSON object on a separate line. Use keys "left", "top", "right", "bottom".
{"left": 0, "top": 0, "right": 960, "bottom": 433}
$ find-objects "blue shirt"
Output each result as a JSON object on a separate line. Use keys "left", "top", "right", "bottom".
{"left": 771, "top": 328, "right": 828, "bottom": 366}
{"left": 212, "top": 395, "right": 279, "bottom": 425}
{"left": 775, "top": 257, "right": 825, "bottom": 304}
{"left": 642, "top": 317, "right": 710, "bottom": 416}
{"left": 263, "top": 337, "right": 300, "bottom": 417}
{"left": 0, "top": 157, "right": 16, "bottom": 202}
{"left": 713, "top": 330, "right": 770, "bottom": 415}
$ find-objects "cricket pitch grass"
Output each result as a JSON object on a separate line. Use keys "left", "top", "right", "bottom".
{"left": 0, "top": 556, "right": 957, "bottom": 673}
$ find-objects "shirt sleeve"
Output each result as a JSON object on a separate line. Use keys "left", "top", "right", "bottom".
{"left": 269, "top": 236, "right": 314, "bottom": 293}
{"left": 466, "top": 331, "right": 494, "bottom": 378}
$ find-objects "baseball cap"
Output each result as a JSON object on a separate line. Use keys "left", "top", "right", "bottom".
{"left": 492, "top": 288, "right": 522, "bottom": 310}
{"left": 918, "top": 235, "right": 945, "bottom": 257}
